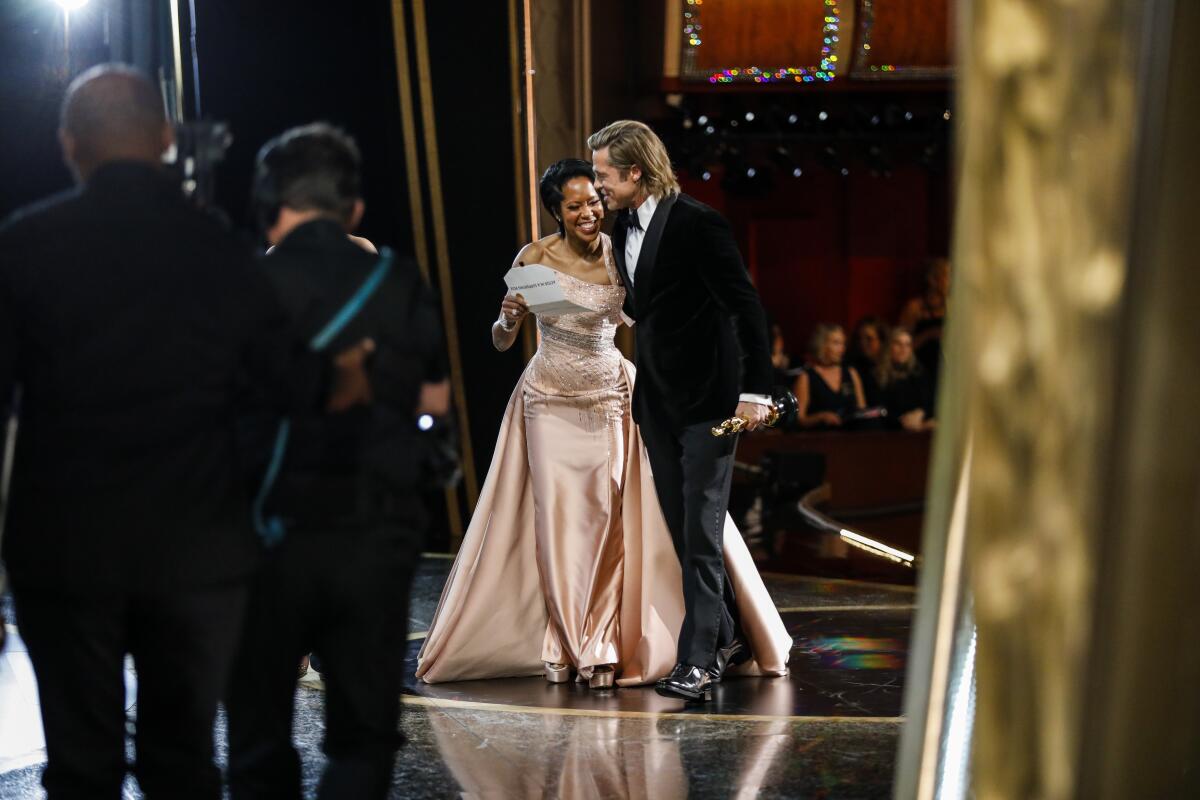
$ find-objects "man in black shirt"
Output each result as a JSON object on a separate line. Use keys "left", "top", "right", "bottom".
{"left": 0, "top": 66, "right": 367, "bottom": 797}
{"left": 225, "top": 123, "right": 448, "bottom": 799}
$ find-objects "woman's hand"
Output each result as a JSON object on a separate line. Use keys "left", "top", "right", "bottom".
{"left": 817, "top": 411, "right": 843, "bottom": 427}
{"left": 492, "top": 293, "right": 530, "bottom": 351}
{"left": 499, "top": 293, "right": 530, "bottom": 328}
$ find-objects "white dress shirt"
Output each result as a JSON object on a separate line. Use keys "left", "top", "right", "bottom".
{"left": 623, "top": 193, "right": 770, "bottom": 409}
{"left": 623, "top": 194, "right": 657, "bottom": 286}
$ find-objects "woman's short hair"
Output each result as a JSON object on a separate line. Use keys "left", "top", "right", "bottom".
{"left": 538, "top": 158, "right": 596, "bottom": 237}
{"left": 586, "top": 120, "right": 681, "bottom": 199}
{"left": 808, "top": 323, "right": 844, "bottom": 361}
{"left": 254, "top": 122, "right": 361, "bottom": 231}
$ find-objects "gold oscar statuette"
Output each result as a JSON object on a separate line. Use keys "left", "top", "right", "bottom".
{"left": 710, "top": 392, "right": 798, "bottom": 437}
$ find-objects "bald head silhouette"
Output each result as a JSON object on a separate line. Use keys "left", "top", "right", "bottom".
{"left": 59, "top": 64, "right": 172, "bottom": 182}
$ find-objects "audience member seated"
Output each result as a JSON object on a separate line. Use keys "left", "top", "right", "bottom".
{"left": 793, "top": 324, "right": 866, "bottom": 430}
{"left": 769, "top": 321, "right": 793, "bottom": 388}
{"left": 898, "top": 257, "right": 950, "bottom": 404}
{"left": 848, "top": 316, "right": 888, "bottom": 407}
{"left": 877, "top": 328, "right": 936, "bottom": 432}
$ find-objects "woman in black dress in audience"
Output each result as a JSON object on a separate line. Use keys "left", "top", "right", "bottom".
{"left": 898, "top": 258, "right": 950, "bottom": 401}
{"left": 848, "top": 316, "right": 888, "bottom": 407}
{"left": 793, "top": 324, "right": 865, "bottom": 429}
{"left": 767, "top": 321, "right": 793, "bottom": 388}
{"left": 876, "top": 327, "right": 936, "bottom": 432}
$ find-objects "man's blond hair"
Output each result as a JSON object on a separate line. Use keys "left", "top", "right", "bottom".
{"left": 587, "top": 120, "right": 680, "bottom": 199}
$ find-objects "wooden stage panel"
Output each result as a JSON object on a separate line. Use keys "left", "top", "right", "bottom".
{"left": 865, "top": 0, "right": 951, "bottom": 68}
{"left": 737, "top": 429, "right": 933, "bottom": 510}
{"left": 692, "top": 0, "right": 832, "bottom": 72}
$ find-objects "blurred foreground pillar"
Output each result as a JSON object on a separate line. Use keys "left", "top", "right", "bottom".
{"left": 897, "top": 0, "right": 1200, "bottom": 797}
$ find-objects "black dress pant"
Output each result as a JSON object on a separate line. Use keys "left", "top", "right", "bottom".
{"left": 638, "top": 413, "right": 742, "bottom": 670}
{"left": 13, "top": 580, "right": 248, "bottom": 799}
{"left": 225, "top": 523, "right": 417, "bottom": 800}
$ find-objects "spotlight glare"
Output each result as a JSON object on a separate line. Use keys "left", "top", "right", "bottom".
{"left": 818, "top": 111, "right": 829, "bottom": 121}
{"left": 792, "top": 167, "right": 803, "bottom": 178}
{"left": 701, "top": 170, "right": 712, "bottom": 181}
{"left": 697, "top": 115, "right": 709, "bottom": 126}
{"left": 787, "top": 114, "right": 799, "bottom": 124}
{"left": 55, "top": 0, "right": 89, "bottom": 10}
{"left": 744, "top": 111, "right": 755, "bottom": 122}
{"left": 417, "top": 414, "right": 435, "bottom": 431}
{"left": 746, "top": 167, "right": 757, "bottom": 178}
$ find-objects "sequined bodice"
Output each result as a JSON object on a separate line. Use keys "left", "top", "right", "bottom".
{"left": 524, "top": 239, "right": 626, "bottom": 396}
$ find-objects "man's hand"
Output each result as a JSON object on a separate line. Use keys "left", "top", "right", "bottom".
{"left": 733, "top": 400, "right": 770, "bottom": 432}
{"left": 328, "top": 338, "right": 376, "bottom": 412}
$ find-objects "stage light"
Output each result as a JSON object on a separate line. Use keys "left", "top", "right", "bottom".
{"left": 54, "top": 0, "right": 89, "bottom": 11}
{"left": 787, "top": 114, "right": 799, "bottom": 125}
{"left": 697, "top": 115, "right": 709, "bottom": 126}
{"left": 704, "top": 125, "right": 715, "bottom": 135}
{"left": 746, "top": 167, "right": 756, "bottom": 178}
{"left": 905, "top": 111, "right": 914, "bottom": 121}
{"left": 702, "top": 170, "right": 712, "bottom": 181}
{"left": 417, "top": 415, "right": 434, "bottom": 431}
{"left": 818, "top": 110, "right": 829, "bottom": 121}
{"left": 944, "top": 109, "right": 953, "bottom": 120}
{"left": 744, "top": 111, "right": 755, "bottom": 122}
{"left": 840, "top": 529, "right": 915, "bottom": 565}
{"left": 792, "top": 167, "right": 803, "bottom": 178}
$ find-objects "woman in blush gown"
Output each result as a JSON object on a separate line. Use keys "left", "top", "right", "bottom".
{"left": 415, "top": 159, "right": 791, "bottom": 689}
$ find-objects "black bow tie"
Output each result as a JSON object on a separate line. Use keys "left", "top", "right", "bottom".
{"left": 621, "top": 210, "right": 644, "bottom": 233}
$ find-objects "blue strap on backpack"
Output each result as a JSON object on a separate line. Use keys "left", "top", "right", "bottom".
{"left": 252, "top": 247, "right": 395, "bottom": 546}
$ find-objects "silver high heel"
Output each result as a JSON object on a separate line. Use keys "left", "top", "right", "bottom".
{"left": 544, "top": 662, "right": 572, "bottom": 684}
{"left": 588, "top": 665, "right": 615, "bottom": 690}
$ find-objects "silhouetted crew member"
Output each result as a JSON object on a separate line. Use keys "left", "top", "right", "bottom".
{"left": 0, "top": 65, "right": 367, "bottom": 798}
{"left": 225, "top": 123, "right": 449, "bottom": 799}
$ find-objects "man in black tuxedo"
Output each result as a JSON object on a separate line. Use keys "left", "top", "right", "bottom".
{"left": 0, "top": 65, "right": 366, "bottom": 797}
{"left": 588, "top": 120, "right": 773, "bottom": 701}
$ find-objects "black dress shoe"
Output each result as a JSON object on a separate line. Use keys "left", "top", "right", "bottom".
{"left": 708, "top": 638, "right": 752, "bottom": 683}
{"left": 655, "top": 663, "right": 712, "bottom": 701}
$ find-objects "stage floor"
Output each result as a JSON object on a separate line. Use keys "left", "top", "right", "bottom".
{"left": 0, "top": 556, "right": 914, "bottom": 798}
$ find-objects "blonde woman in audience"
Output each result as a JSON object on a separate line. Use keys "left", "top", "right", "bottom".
{"left": 793, "top": 324, "right": 865, "bottom": 429}
{"left": 876, "top": 327, "right": 936, "bottom": 432}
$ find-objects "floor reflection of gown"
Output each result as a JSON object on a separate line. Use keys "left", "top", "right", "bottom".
{"left": 416, "top": 236, "right": 791, "bottom": 686}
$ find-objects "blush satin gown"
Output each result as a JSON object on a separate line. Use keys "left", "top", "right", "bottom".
{"left": 415, "top": 235, "right": 791, "bottom": 686}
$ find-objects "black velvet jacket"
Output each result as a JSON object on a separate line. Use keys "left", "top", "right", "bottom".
{"left": 612, "top": 193, "right": 772, "bottom": 427}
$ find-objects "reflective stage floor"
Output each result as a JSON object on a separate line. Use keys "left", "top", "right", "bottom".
{"left": 0, "top": 556, "right": 915, "bottom": 798}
